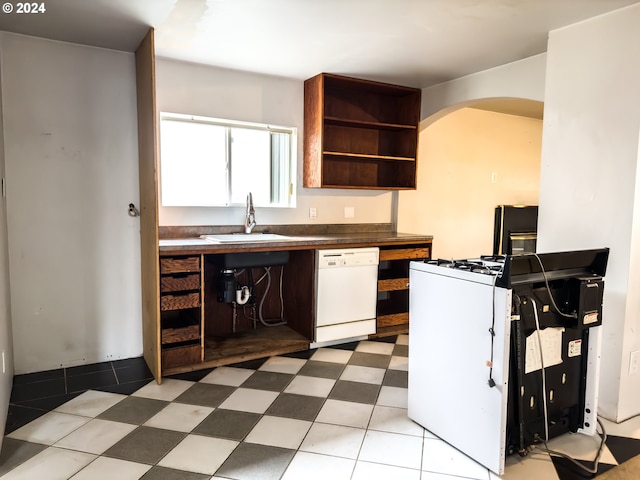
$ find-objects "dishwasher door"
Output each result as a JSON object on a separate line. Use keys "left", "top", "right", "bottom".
{"left": 315, "top": 247, "right": 379, "bottom": 343}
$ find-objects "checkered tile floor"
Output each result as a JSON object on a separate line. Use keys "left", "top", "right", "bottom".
{"left": 2, "top": 335, "right": 640, "bottom": 479}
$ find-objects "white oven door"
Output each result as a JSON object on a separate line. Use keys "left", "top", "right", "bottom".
{"left": 408, "top": 263, "right": 512, "bottom": 475}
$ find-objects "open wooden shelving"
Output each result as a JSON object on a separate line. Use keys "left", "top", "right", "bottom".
{"left": 304, "top": 73, "right": 421, "bottom": 190}
{"left": 159, "top": 254, "right": 205, "bottom": 370}
{"left": 372, "top": 244, "right": 431, "bottom": 338}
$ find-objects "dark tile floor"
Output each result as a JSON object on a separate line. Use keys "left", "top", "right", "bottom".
{"left": 1, "top": 335, "right": 639, "bottom": 480}
{"left": 5, "top": 356, "right": 155, "bottom": 435}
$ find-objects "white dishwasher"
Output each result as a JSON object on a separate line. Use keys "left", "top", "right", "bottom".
{"left": 315, "top": 247, "right": 379, "bottom": 343}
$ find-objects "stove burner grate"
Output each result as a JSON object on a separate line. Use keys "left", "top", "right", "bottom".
{"left": 425, "top": 257, "right": 504, "bottom": 276}
{"left": 480, "top": 255, "right": 506, "bottom": 263}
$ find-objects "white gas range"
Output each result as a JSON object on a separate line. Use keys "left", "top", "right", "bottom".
{"left": 408, "top": 250, "right": 609, "bottom": 475}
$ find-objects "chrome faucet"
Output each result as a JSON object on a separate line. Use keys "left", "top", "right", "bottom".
{"left": 244, "top": 192, "right": 256, "bottom": 233}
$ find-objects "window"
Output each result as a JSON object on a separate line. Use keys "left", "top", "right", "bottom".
{"left": 159, "top": 112, "right": 296, "bottom": 207}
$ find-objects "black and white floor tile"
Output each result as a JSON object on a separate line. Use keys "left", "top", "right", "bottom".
{"left": 1, "top": 335, "right": 639, "bottom": 479}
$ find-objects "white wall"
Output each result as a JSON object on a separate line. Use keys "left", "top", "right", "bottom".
{"left": 398, "top": 108, "right": 542, "bottom": 259}
{"left": 155, "top": 58, "right": 394, "bottom": 227}
{"left": 538, "top": 4, "right": 640, "bottom": 422}
{"left": 0, "top": 36, "right": 14, "bottom": 451}
{"left": 420, "top": 53, "right": 546, "bottom": 122}
{"left": 2, "top": 33, "right": 142, "bottom": 374}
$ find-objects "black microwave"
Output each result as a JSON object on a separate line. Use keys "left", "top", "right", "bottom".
{"left": 493, "top": 205, "right": 538, "bottom": 255}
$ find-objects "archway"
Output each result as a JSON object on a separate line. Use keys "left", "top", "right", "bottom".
{"left": 396, "top": 98, "right": 544, "bottom": 259}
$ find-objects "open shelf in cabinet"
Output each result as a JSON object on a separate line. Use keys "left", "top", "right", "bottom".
{"left": 324, "top": 116, "right": 417, "bottom": 130}
{"left": 323, "top": 123, "right": 417, "bottom": 159}
{"left": 373, "top": 243, "right": 431, "bottom": 338}
{"left": 320, "top": 154, "right": 416, "bottom": 190}
{"left": 161, "top": 309, "right": 201, "bottom": 345}
{"left": 162, "top": 343, "right": 202, "bottom": 370}
{"left": 377, "top": 290, "right": 409, "bottom": 324}
{"left": 322, "top": 75, "right": 420, "bottom": 126}
{"left": 304, "top": 73, "right": 421, "bottom": 190}
{"left": 159, "top": 254, "right": 204, "bottom": 371}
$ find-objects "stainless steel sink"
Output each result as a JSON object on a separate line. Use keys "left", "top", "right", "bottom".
{"left": 200, "top": 233, "right": 294, "bottom": 243}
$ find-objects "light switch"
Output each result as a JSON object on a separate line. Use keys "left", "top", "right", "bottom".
{"left": 344, "top": 207, "right": 355, "bottom": 218}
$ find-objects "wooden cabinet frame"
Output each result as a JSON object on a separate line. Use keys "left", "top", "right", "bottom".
{"left": 135, "top": 28, "right": 161, "bottom": 381}
{"left": 374, "top": 244, "right": 431, "bottom": 337}
{"left": 303, "top": 73, "right": 421, "bottom": 189}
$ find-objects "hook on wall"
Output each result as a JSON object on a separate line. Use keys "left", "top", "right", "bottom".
{"left": 128, "top": 203, "right": 140, "bottom": 217}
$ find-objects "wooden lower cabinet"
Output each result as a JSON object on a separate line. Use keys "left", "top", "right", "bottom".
{"left": 154, "top": 240, "right": 431, "bottom": 378}
{"left": 157, "top": 249, "right": 314, "bottom": 377}
{"left": 162, "top": 344, "right": 202, "bottom": 370}
{"left": 373, "top": 243, "right": 431, "bottom": 337}
{"left": 159, "top": 255, "right": 204, "bottom": 371}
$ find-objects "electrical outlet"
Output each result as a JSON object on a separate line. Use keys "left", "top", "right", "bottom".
{"left": 309, "top": 207, "right": 317, "bottom": 219}
{"left": 630, "top": 350, "right": 640, "bottom": 375}
{"left": 344, "top": 206, "right": 355, "bottom": 219}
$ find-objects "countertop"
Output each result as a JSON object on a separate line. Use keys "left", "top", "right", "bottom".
{"left": 158, "top": 225, "right": 433, "bottom": 255}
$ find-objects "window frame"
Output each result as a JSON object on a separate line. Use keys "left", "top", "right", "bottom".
{"left": 159, "top": 112, "right": 297, "bottom": 208}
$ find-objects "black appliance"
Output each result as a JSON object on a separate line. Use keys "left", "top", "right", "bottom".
{"left": 494, "top": 205, "right": 538, "bottom": 255}
{"left": 501, "top": 248, "right": 608, "bottom": 455}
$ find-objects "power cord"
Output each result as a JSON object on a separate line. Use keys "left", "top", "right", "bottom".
{"left": 530, "top": 297, "right": 550, "bottom": 443}
{"left": 488, "top": 251, "right": 572, "bottom": 389}
{"left": 529, "top": 253, "right": 577, "bottom": 319}
{"left": 487, "top": 260, "right": 505, "bottom": 388}
{"left": 534, "top": 419, "right": 607, "bottom": 474}
{"left": 244, "top": 266, "right": 287, "bottom": 327}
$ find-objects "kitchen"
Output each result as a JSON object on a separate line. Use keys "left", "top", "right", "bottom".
{"left": 1, "top": 1, "right": 640, "bottom": 478}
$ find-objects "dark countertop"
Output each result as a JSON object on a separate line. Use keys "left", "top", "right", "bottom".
{"left": 158, "top": 226, "right": 433, "bottom": 256}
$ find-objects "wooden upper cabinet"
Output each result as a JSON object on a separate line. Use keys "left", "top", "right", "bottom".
{"left": 303, "top": 73, "right": 421, "bottom": 190}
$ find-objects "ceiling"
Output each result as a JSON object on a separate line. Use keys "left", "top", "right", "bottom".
{"left": 0, "top": 0, "right": 637, "bottom": 89}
